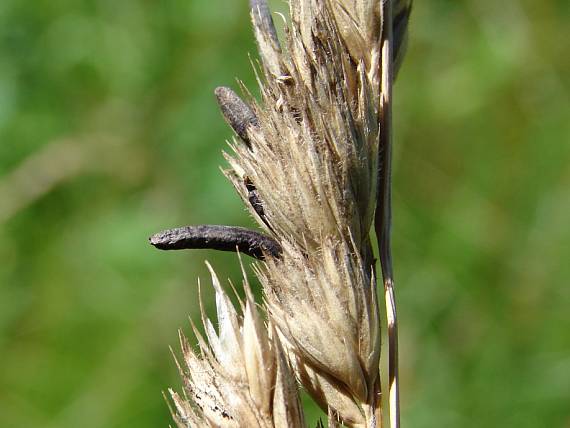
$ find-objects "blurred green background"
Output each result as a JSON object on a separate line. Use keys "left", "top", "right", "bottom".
{"left": 0, "top": 0, "right": 568, "bottom": 427}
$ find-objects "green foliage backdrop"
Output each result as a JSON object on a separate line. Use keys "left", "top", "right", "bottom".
{"left": 0, "top": 1, "right": 568, "bottom": 427}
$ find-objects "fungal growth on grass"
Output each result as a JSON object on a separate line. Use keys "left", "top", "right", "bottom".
{"left": 150, "top": 1, "right": 412, "bottom": 427}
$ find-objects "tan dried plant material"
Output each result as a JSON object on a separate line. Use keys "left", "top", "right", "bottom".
{"left": 169, "top": 263, "right": 305, "bottom": 428}
{"left": 156, "top": 0, "right": 412, "bottom": 427}
{"left": 222, "top": 1, "right": 400, "bottom": 425}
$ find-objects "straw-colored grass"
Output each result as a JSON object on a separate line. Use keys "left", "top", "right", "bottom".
{"left": 154, "top": 1, "right": 412, "bottom": 426}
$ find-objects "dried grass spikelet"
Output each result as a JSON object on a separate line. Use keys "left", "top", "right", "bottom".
{"left": 218, "top": 0, "right": 395, "bottom": 426}
{"left": 161, "top": 0, "right": 413, "bottom": 426}
{"left": 169, "top": 263, "right": 305, "bottom": 428}
{"left": 260, "top": 238, "right": 380, "bottom": 427}
{"left": 226, "top": 4, "right": 379, "bottom": 253}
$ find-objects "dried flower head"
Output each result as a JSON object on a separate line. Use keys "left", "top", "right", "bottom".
{"left": 260, "top": 238, "right": 380, "bottom": 426}
{"left": 170, "top": 263, "right": 304, "bottom": 428}
{"left": 152, "top": 0, "right": 412, "bottom": 427}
